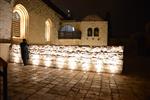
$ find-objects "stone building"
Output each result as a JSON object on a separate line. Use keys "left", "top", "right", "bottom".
{"left": 0, "top": 0, "right": 108, "bottom": 60}
{"left": 0, "top": 0, "right": 108, "bottom": 46}
{"left": 57, "top": 15, "right": 107, "bottom": 46}
{"left": 0, "top": 0, "right": 124, "bottom": 74}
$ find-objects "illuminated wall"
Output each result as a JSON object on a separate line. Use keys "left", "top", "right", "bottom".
{"left": 80, "top": 21, "right": 108, "bottom": 46}
{"left": 56, "top": 20, "right": 108, "bottom": 46}
{"left": 10, "top": 44, "right": 123, "bottom": 74}
{"left": 0, "top": 0, "right": 12, "bottom": 61}
{"left": 0, "top": 0, "right": 12, "bottom": 40}
{"left": 12, "top": 0, "right": 61, "bottom": 44}
{"left": 11, "top": 1, "right": 107, "bottom": 46}
{"left": 13, "top": 4, "right": 29, "bottom": 39}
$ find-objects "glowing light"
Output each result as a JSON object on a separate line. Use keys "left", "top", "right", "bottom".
{"left": 44, "top": 58, "right": 52, "bottom": 67}
{"left": 81, "top": 58, "right": 91, "bottom": 71}
{"left": 10, "top": 44, "right": 124, "bottom": 74}
{"left": 109, "top": 65, "right": 118, "bottom": 73}
{"left": 56, "top": 56, "right": 65, "bottom": 69}
{"left": 68, "top": 57, "right": 77, "bottom": 70}
{"left": 32, "top": 55, "right": 40, "bottom": 65}
{"left": 45, "top": 19, "right": 52, "bottom": 41}
{"left": 94, "top": 60, "right": 103, "bottom": 73}
{"left": 14, "top": 56, "right": 21, "bottom": 63}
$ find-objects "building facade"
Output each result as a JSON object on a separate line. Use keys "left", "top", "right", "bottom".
{"left": 0, "top": 0, "right": 107, "bottom": 46}
{"left": 0, "top": 0, "right": 125, "bottom": 74}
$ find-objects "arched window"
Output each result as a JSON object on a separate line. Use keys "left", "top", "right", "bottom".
{"left": 87, "top": 28, "right": 92, "bottom": 37}
{"left": 45, "top": 19, "right": 52, "bottom": 41}
{"left": 94, "top": 28, "right": 99, "bottom": 36}
{"left": 13, "top": 4, "right": 29, "bottom": 39}
{"left": 60, "top": 25, "right": 75, "bottom": 32}
{"left": 58, "top": 25, "right": 81, "bottom": 39}
{"left": 12, "top": 12, "right": 20, "bottom": 37}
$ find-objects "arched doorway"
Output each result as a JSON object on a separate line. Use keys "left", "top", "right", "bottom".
{"left": 12, "top": 4, "right": 29, "bottom": 39}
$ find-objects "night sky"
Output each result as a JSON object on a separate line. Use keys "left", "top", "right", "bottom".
{"left": 50, "top": 0, "right": 149, "bottom": 36}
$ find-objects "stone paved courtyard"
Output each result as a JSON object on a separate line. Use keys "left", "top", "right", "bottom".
{"left": 1, "top": 63, "right": 150, "bottom": 100}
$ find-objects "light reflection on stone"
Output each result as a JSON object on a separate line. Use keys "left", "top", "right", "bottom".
{"left": 10, "top": 44, "right": 124, "bottom": 73}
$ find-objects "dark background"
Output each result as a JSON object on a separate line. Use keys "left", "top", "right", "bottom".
{"left": 50, "top": 0, "right": 149, "bottom": 36}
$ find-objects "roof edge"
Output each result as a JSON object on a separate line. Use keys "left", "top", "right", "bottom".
{"left": 42, "top": 0, "right": 67, "bottom": 19}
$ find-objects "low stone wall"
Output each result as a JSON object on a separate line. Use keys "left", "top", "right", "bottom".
{"left": 9, "top": 44, "right": 123, "bottom": 73}
{"left": 0, "top": 43, "right": 11, "bottom": 62}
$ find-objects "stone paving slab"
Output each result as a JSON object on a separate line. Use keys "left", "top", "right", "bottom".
{"left": 0, "top": 63, "right": 150, "bottom": 100}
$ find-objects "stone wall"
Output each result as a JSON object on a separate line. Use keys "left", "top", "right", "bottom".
{"left": 10, "top": 44, "right": 123, "bottom": 74}
{"left": 0, "top": 0, "right": 12, "bottom": 61}
{"left": 12, "top": 0, "right": 61, "bottom": 44}
{"left": 0, "top": 0, "right": 107, "bottom": 46}
{"left": 0, "top": 0, "right": 12, "bottom": 42}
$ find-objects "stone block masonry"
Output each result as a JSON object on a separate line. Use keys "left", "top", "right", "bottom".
{"left": 9, "top": 44, "right": 123, "bottom": 74}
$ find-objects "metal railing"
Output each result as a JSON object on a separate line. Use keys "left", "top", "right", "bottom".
{"left": 0, "top": 57, "right": 8, "bottom": 100}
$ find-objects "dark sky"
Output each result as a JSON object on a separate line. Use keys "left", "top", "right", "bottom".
{"left": 51, "top": 0, "right": 149, "bottom": 36}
